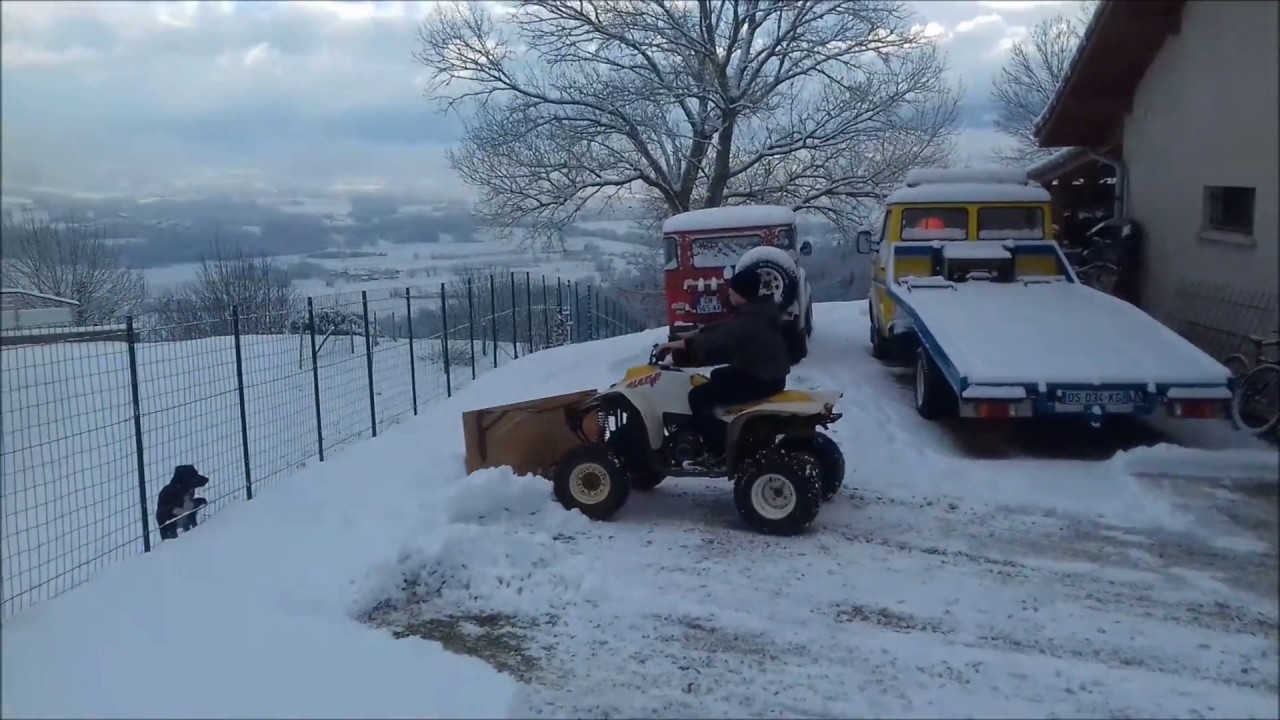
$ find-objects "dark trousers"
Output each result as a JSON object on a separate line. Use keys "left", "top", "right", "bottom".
{"left": 688, "top": 366, "right": 786, "bottom": 456}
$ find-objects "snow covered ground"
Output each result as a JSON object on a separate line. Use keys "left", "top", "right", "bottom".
{"left": 3, "top": 301, "right": 1277, "bottom": 718}
{"left": 139, "top": 233, "right": 650, "bottom": 296}
{"left": 0, "top": 329, "right": 458, "bottom": 614}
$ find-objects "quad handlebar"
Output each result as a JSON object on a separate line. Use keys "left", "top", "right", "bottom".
{"left": 649, "top": 342, "right": 697, "bottom": 370}
{"left": 648, "top": 343, "right": 668, "bottom": 368}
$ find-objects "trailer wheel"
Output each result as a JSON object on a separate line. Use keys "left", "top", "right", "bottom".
{"left": 914, "top": 347, "right": 957, "bottom": 420}
{"left": 552, "top": 444, "right": 632, "bottom": 520}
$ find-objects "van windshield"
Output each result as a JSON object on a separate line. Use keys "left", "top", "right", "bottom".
{"left": 690, "top": 234, "right": 762, "bottom": 268}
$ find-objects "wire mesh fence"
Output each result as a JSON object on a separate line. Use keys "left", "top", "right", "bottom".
{"left": 0, "top": 273, "right": 649, "bottom": 618}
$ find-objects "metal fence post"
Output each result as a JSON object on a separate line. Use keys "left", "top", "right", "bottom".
{"left": 307, "top": 298, "right": 325, "bottom": 462}
{"left": 467, "top": 277, "right": 477, "bottom": 380}
{"left": 405, "top": 288, "right": 418, "bottom": 416}
{"left": 361, "top": 290, "right": 377, "bottom": 438}
{"left": 125, "top": 315, "right": 152, "bottom": 552}
{"left": 489, "top": 274, "right": 498, "bottom": 368}
{"left": 525, "top": 271, "right": 533, "bottom": 354}
{"left": 509, "top": 271, "right": 519, "bottom": 359}
{"left": 556, "top": 278, "right": 564, "bottom": 341}
{"left": 232, "top": 306, "right": 253, "bottom": 501}
{"left": 569, "top": 280, "right": 577, "bottom": 343}
{"left": 587, "top": 283, "right": 595, "bottom": 341}
{"left": 542, "top": 276, "right": 550, "bottom": 351}
{"left": 440, "top": 282, "right": 452, "bottom": 397}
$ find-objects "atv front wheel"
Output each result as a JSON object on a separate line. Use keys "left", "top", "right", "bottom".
{"left": 780, "top": 432, "right": 845, "bottom": 502}
{"left": 553, "top": 444, "right": 631, "bottom": 520}
{"left": 732, "top": 450, "right": 822, "bottom": 535}
{"left": 606, "top": 418, "right": 665, "bottom": 491}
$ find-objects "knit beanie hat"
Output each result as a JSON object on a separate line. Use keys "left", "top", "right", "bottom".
{"left": 728, "top": 267, "right": 763, "bottom": 299}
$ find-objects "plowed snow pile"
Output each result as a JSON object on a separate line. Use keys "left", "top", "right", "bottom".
{"left": 4, "top": 301, "right": 1276, "bottom": 719}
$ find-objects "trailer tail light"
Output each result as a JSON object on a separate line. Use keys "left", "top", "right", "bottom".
{"left": 975, "top": 401, "right": 1020, "bottom": 418}
{"left": 1167, "top": 399, "right": 1225, "bottom": 419}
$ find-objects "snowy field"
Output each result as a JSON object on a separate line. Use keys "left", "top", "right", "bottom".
{"left": 3, "top": 301, "right": 1278, "bottom": 718}
{"left": 138, "top": 230, "right": 653, "bottom": 297}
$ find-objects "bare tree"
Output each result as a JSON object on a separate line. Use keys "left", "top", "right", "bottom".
{"left": 150, "top": 238, "right": 300, "bottom": 338}
{"left": 0, "top": 210, "right": 148, "bottom": 325}
{"left": 415, "top": 0, "right": 960, "bottom": 248}
{"left": 990, "top": 1, "right": 1099, "bottom": 167}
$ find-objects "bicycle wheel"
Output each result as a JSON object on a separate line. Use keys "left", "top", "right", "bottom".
{"left": 1231, "top": 362, "right": 1280, "bottom": 435}
{"left": 1223, "top": 353, "right": 1251, "bottom": 381}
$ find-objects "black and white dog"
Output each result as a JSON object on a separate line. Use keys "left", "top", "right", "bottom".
{"left": 156, "top": 465, "right": 210, "bottom": 540}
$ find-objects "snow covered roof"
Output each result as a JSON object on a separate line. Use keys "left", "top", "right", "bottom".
{"left": 883, "top": 182, "right": 1051, "bottom": 206}
{"left": 1034, "top": 1, "right": 1186, "bottom": 147}
{"left": 0, "top": 288, "right": 79, "bottom": 306}
{"left": 1032, "top": 2, "right": 1108, "bottom": 138}
{"left": 902, "top": 167, "right": 1030, "bottom": 187}
{"left": 661, "top": 205, "right": 796, "bottom": 234}
{"left": 1026, "top": 147, "right": 1091, "bottom": 182}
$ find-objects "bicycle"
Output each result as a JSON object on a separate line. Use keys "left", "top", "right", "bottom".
{"left": 1228, "top": 332, "right": 1280, "bottom": 436}
{"left": 1222, "top": 331, "right": 1278, "bottom": 380}
{"left": 1074, "top": 256, "right": 1120, "bottom": 294}
{"left": 1069, "top": 219, "right": 1134, "bottom": 295}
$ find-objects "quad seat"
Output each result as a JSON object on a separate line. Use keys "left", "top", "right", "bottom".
{"left": 718, "top": 389, "right": 816, "bottom": 415}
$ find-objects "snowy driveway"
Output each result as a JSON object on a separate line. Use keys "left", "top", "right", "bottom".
{"left": 3, "top": 302, "right": 1275, "bottom": 719}
{"left": 366, "top": 302, "right": 1279, "bottom": 719}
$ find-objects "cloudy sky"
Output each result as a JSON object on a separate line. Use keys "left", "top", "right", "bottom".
{"left": 0, "top": 0, "right": 1083, "bottom": 199}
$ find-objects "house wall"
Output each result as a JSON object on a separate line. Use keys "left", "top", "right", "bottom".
{"left": 0, "top": 307, "right": 75, "bottom": 330}
{"left": 1123, "top": 0, "right": 1279, "bottom": 352}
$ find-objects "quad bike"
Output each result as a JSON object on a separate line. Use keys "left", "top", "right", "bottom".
{"left": 551, "top": 345, "right": 846, "bottom": 536}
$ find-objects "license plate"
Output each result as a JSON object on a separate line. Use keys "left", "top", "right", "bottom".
{"left": 1056, "top": 389, "right": 1140, "bottom": 406}
{"left": 696, "top": 295, "right": 723, "bottom": 314}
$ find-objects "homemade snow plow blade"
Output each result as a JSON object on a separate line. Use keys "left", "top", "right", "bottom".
{"left": 461, "top": 389, "right": 603, "bottom": 477}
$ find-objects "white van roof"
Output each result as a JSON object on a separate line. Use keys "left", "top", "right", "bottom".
{"left": 662, "top": 205, "right": 796, "bottom": 234}
{"left": 885, "top": 166, "right": 1050, "bottom": 205}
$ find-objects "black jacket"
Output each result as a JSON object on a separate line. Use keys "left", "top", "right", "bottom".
{"left": 685, "top": 297, "right": 791, "bottom": 381}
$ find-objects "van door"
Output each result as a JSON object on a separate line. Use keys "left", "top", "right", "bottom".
{"left": 869, "top": 216, "right": 892, "bottom": 335}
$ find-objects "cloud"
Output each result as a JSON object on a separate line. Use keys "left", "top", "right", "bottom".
{"left": 975, "top": 1, "right": 1071, "bottom": 10}
{"left": 955, "top": 13, "right": 1004, "bottom": 33}
{"left": 1, "top": 1, "right": 1084, "bottom": 197}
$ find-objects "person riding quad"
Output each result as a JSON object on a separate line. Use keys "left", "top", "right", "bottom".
{"left": 655, "top": 267, "right": 792, "bottom": 469}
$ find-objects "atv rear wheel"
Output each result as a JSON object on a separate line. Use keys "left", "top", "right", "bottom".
{"left": 780, "top": 432, "right": 845, "bottom": 502}
{"left": 553, "top": 444, "right": 631, "bottom": 520}
{"left": 732, "top": 449, "right": 822, "bottom": 535}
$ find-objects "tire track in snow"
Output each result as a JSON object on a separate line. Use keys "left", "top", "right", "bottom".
{"left": 367, "top": 302, "right": 1276, "bottom": 718}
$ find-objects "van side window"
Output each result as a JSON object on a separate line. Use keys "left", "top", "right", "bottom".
{"left": 901, "top": 208, "right": 968, "bottom": 241}
{"left": 663, "top": 235, "right": 678, "bottom": 270}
